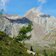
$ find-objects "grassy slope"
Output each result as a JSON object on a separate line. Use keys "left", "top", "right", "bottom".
{"left": 0, "top": 36, "right": 33, "bottom": 56}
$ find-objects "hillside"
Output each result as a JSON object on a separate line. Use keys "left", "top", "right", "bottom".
{"left": 0, "top": 31, "right": 33, "bottom": 56}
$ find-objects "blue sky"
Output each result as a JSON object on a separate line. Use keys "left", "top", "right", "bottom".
{"left": 1, "top": 0, "right": 56, "bottom": 16}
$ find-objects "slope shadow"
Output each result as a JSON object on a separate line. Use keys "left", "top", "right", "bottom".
{"left": 5, "top": 16, "right": 31, "bottom": 24}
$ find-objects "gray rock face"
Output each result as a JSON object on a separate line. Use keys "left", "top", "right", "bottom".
{"left": 0, "top": 15, "right": 31, "bottom": 37}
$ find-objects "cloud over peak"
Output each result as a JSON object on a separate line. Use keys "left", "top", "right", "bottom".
{"left": 38, "top": 0, "right": 46, "bottom": 3}
{"left": 37, "top": 0, "right": 47, "bottom": 12}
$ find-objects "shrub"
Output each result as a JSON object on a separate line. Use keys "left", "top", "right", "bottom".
{"left": 16, "top": 23, "right": 33, "bottom": 41}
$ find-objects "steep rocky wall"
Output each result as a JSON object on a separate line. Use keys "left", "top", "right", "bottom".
{"left": 0, "top": 15, "right": 31, "bottom": 37}
{"left": 25, "top": 8, "right": 56, "bottom": 47}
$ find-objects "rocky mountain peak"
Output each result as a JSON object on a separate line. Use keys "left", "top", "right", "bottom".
{"left": 3, "top": 14, "right": 22, "bottom": 20}
{"left": 25, "top": 8, "right": 41, "bottom": 17}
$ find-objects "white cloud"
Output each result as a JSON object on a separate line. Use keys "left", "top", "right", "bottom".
{"left": 38, "top": 0, "right": 46, "bottom": 3}
{"left": 37, "top": 0, "right": 47, "bottom": 11}
{"left": 0, "top": 0, "right": 9, "bottom": 11}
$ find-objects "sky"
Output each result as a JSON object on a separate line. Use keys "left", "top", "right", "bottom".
{"left": 0, "top": 0, "right": 56, "bottom": 16}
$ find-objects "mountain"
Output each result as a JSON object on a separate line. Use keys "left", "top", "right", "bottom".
{"left": 0, "top": 8, "right": 56, "bottom": 47}
{"left": 25, "top": 8, "right": 56, "bottom": 47}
